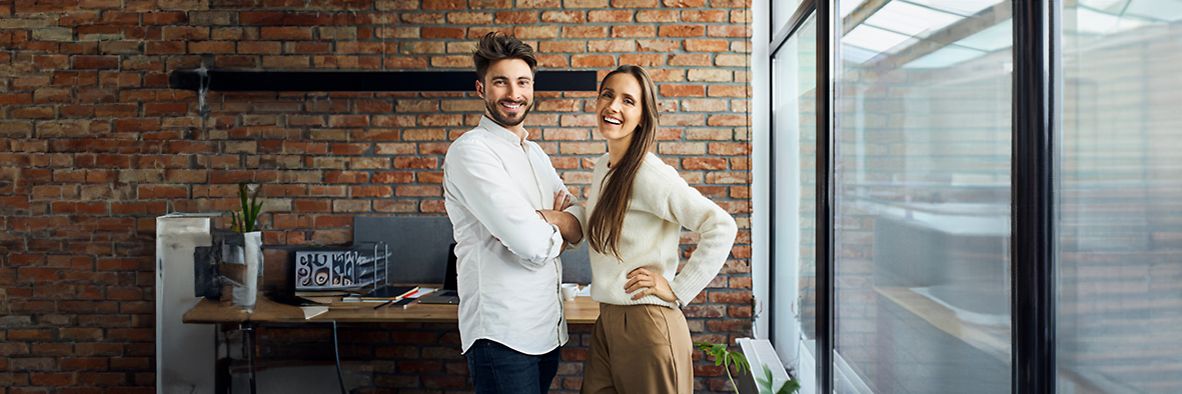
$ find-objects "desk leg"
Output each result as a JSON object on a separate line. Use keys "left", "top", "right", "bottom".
{"left": 216, "top": 325, "right": 231, "bottom": 393}
{"left": 241, "top": 323, "right": 257, "bottom": 394}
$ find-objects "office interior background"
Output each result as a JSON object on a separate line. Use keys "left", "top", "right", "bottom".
{"left": 1, "top": 0, "right": 1180, "bottom": 393}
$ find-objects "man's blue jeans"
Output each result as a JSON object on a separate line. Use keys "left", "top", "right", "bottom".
{"left": 466, "top": 339, "right": 561, "bottom": 394}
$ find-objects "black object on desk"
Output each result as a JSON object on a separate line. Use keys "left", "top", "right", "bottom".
{"left": 418, "top": 243, "right": 460, "bottom": 305}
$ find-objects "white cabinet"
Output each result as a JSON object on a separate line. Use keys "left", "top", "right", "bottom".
{"left": 156, "top": 213, "right": 218, "bottom": 394}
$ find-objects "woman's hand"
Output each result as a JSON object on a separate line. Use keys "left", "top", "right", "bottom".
{"left": 624, "top": 267, "right": 677, "bottom": 303}
{"left": 538, "top": 190, "right": 581, "bottom": 244}
{"left": 553, "top": 190, "right": 572, "bottom": 211}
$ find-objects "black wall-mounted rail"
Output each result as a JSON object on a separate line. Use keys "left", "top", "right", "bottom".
{"left": 168, "top": 70, "right": 599, "bottom": 92}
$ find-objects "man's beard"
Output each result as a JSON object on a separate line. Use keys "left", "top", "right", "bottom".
{"left": 485, "top": 98, "right": 532, "bottom": 128}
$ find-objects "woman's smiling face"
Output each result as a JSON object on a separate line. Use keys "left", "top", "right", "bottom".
{"left": 595, "top": 72, "right": 644, "bottom": 145}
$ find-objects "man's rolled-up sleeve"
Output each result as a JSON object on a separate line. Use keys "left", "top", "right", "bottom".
{"left": 444, "top": 142, "right": 564, "bottom": 269}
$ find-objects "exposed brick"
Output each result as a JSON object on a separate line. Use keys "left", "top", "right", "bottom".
{"left": 612, "top": 25, "right": 656, "bottom": 38}
{"left": 589, "top": 10, "right": 634, "bottom": 22}
{"left": 422, "top": 0, "right": 466, "bottom": 9}
{"left": 572, "top": 54, "right": 616, "bottom": 68}
{"left": 564, "top": 26, "right": 609, "bottom": 38}
{"left": 661, "top": 84, "right": 706, "bottom": 97}
{"left": 659, "top": 24, "right": 705, "bottom": 37}
{"left": 683, "top": 157, "right": 727, "bottom": 170}
{"left": 542, "top": 11, "right": 585, "bottom": 23}
{"left": 422, "top": 27, "right": 465, "bottom": 39}
{"left": 3, "top": 3, "right": 755, "bottom": 394}
{"left": 73, "top": 55, "right": 119, "bottom": 69}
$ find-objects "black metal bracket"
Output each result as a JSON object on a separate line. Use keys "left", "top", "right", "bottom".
{"left": 168, "top": 69, "right": 598, "bottom": 92}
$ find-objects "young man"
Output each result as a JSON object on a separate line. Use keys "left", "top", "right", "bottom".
{"left": 442, "top": 32, "right": 582, "bottom": 394}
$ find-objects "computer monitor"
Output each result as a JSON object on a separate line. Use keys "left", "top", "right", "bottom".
{"left": 442, "top": 243, "right": 457, "bottom": 291}
{"left": 419, "top": 243, "right": 459, "bottom": 304}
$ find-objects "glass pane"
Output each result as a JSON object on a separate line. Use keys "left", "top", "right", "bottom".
{"left": 773, "top": 0, "right": 805, "bottom": 34}
{"left": 771, "top": 13, "right": 816, "bottom": 388}
{"left": 1057, "top": 1, "right": 1182, "bottom": 392}
{"left": 834, "top": 1, "right": 1012, "bottom": 392}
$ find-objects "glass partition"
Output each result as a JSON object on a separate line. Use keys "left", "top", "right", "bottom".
{"left": 833, "top": 1, "right": 1013, "bottom": 392}
{"left": 1057, "top": 1, "right": 1182, "bottom": 392}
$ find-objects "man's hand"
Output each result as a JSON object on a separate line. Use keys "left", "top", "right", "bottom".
{"left": 624, "top": 267, "right": 677, "bottom": 303}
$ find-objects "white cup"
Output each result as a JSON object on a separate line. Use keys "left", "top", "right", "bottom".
{"left": 561, "top": 283, "right": 580, "bottom": 301}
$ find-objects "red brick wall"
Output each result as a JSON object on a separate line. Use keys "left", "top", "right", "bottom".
{"left": 0, "top": 0, "right": 753, "bottom": 392}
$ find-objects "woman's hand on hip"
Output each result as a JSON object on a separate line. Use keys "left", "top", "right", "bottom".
{"left": 625, "top": 267, "right": 676, "bottom": 303}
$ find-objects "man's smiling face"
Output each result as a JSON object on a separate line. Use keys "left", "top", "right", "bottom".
{"left": 477, "top": 58, "right": 535, "bottom": 130}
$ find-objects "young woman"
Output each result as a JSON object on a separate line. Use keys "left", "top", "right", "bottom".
{"left": 567, "top": 65, "right": 738, "bottom": 393}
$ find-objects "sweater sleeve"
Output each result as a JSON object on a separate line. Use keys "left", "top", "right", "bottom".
{"left": 563, "top": 203, "right": 587, "bottom": 247}
{"left": 648, "top": 166, "right": 738, "bottom": 306}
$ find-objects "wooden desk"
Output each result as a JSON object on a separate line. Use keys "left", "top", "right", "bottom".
{"left": 184, "top": 295, "right": 599, "bottom": 393}
{"left": 183, "top": 295, "right": 601, "bottom": 324}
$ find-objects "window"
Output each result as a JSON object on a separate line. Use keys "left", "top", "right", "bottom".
{"left": 833, "top": 1, "right": 1014, "bottom": 391}
{"left": 770, "top": 13, "right": 817, "bottom": 375}
{"left": 762, "top": 1, "right": 1182, "bottom": 392}
{"left": 1056, "top": 1, "right": 1182, "bottom": 391}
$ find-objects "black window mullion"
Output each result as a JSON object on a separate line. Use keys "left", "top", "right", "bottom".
{"left": 1012, "top": 1, "right": 1057, "bottom": 393}
{"left": 815, "top": 1, "right": 835, "bottom": 393}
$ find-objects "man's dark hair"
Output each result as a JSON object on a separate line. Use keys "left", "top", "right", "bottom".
{"left": 473, "top": 32, "right": 537, "bottom": 80}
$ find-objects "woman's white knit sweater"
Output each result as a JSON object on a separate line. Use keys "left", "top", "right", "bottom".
{"left": 570, "top": 152, "right": 738, "bottom": 308}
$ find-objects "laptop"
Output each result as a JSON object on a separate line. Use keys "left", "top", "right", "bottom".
{"left": 417, "top": 243, "right": 460, "bottom": 305}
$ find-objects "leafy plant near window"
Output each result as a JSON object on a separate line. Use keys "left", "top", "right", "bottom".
{"left": 755, "top": 364, "right": 800, "bottom": 394}
{"left": 230, "top": 183, "right": 263, "bottom": 233}
{"left": 695, "top": 341, "right": 800, "bottom": 394}
{"left": 697, "top": 341, "right": 748, "bottom": 393}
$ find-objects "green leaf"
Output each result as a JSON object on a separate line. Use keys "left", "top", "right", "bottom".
{"left": 755, "top": 365, "right": 773, "bottom": 392}
{"left": 249, "top": 201, "right": 263, "bottom": 232}
{"left": 712, "top": 344, "right": 726, "bottom": 360}
{"left": 753, "top": 364, "right": 801, "bottom": 394}
{"left": 230, "top": 183, "right": 265, "bottom": 233}
{"left": 777, "top": 379, "right": 800, "bottom": 394}
{"left": 730, "top": 352, "right": 749, "bottom": 375}
{"left": 238, "top": 183, "right": 249, "bottom": 213}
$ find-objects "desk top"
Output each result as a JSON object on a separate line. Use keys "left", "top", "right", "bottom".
{"left": 183, "top": 295, "right": 601, "bottom": 325}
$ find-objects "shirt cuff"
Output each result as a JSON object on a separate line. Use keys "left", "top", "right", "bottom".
{"left": 544, "top": 223, "right": 564, "bottom": 258}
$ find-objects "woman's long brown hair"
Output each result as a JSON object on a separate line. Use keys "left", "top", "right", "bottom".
{"left": 588, "top": 65, "right": 660, "bottom": 259}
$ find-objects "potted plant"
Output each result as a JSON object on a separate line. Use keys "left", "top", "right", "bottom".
{"left": 230, "top": 182, "right": 264, "bottom": 234}
{"left": 225, "top": 183, "right": 264, "bottom": 311}
{"left": 696, "top": 341, "right": 800, "bottom": 394}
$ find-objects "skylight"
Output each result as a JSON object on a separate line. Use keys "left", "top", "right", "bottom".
{"left": 955, "top": 19, "right": 1013, "bottom": 51}
{"left": 1079, "top": 0, "right": 1128, "bottom": 10}
{"left": 864, "top": 1, "right": 962, "bottom": 37}
{"left": 842, "top": 25, "right": 917, "bottom": 54}
{"left": 842, "top": 44, "right": 881, "bottom": 64}
{"left": 840, "top": 0, "right": 867, "bottom": 18}
{"left": 1125, "top": 0, "right": 1182, "bottom": 22}
{"left": 903, "top": 0, "right": 1003, "bottom": 17}
{"left": 902, "top": 46, "right": 986, "bottom": 69}
{"left": 1072, "top": 7, "right": 1150, "bottom": 34}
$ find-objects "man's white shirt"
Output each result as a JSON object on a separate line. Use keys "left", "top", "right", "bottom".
{"left": 443, "top": 116, "right": 571, "bottom": 355}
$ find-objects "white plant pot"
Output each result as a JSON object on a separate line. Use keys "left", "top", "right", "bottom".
{"left": 230, "top": 231, "right": 263, "bottom": 312}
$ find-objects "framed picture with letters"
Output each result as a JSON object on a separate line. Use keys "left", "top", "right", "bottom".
{"left": 293, "top": 242, "right": 388, "bottom": 291}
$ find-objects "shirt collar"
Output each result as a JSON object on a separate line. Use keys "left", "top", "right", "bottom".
{"left": 479, "top": 116, "right": 527, "bottom": 146}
